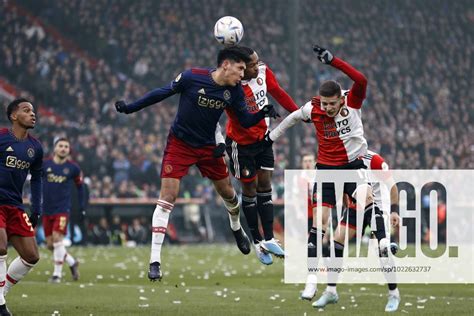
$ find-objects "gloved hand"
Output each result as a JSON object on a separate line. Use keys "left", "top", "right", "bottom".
{"left": 115, "top": 100, "right": 129, "bottom": 113}
{"left": 313, "top": 45, "right": 333, "bottom": 64}
{"left": 261, "top": 104, "right": 280, "bottom": 119}
{"left": 213, "top": 143, "right": 226, "bottom": 158}
{"left": 28, "top": 212, "right": 40, "bottom": 229}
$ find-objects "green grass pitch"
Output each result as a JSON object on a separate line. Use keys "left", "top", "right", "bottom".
{"left": 5, "top": 245, "right": 473, "bottom": 315}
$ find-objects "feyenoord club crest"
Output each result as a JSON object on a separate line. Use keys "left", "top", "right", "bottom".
{"left": 257, "top": 78, "right": 264, "bottom": 85}
{"left": 27, "top": 148, "right": 35, "bottom": 158}
{"left": 223, "top": 90, "right": 231, "bottom": 100}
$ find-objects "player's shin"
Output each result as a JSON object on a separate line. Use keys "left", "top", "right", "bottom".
{"left": 257, "top": 190, "right": 273, "bottom": 240}
{"left": 222, "top": 192, "right": 241, "bottom": 231}
{"left": 0, "top": 255, "right": 6, "bottom": 304}
{"left": 53, "top": 241, "right": 67, "bottom": 278}
{"left": 150, "top": 200, "right": 173, "bottom": 264}
{"left": 242, "top": 195, "right": 261, "bottom": 242}
{"left": 4, "top": 257, "right": 36, "bottom": 295}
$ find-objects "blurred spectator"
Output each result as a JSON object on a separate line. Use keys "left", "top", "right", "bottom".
{"left": 127, "top": 217, "right": 148, "bottom": 245}
{"left": 91, "top": 217, "right": 111, "bottom": 245}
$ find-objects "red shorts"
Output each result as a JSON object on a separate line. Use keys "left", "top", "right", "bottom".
{"left": 42, "top": 213, "right": 69, "bottom": 236}
{"left": 161, "top": 133, "right": 229, "bottom": 180}
{"left": 0, "top": 205, "right": 35, "bottom": 237}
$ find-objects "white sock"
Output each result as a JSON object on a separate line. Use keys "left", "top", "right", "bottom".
{"left": 0, "top": 255, "right": 6, "bottom": 305}
{"left": 150, "top": 200, "right": 173, "bottom": 264}
{"left": 389, "top": 288, "right": 400, "bottom": 297}
{"left": 64, "top": 253, "right": 76, "bottom": 267}
{"left": 223, "top": 193, "right": 241, "bottom": 231}
{"left": 326, "top": 285, "right": 337, "bottom": 294}
{"left": 4, "top": 257, "right": 35, "bottom": 295}
{"left": 53, "top": 241, "right": 66, "bottom": 277}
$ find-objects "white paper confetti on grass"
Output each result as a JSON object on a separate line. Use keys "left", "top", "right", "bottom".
{"left": 181, "top": 282, "right": 186, "bottom": 287}
{"left": 405, "top": 302, "right": 413, "bottom": 306}
{"left": 139, "top": 296, "right": 148, "bottom": 301}
{"left": 269, "top": 296, "right": 276, "bottom": 300}
{"left": 21, "top": 294, "right": 28, "bottom": 298}
{"left": 341, "top": 306, "right": 346, "bottom": 310}
{"left": 165, "top": 290, "right": 170, "bottom": 294}
{"left": 417, "top": 306, "right": 425, "bottom": 309}
{"left": 234, "top": 297, "right": 240, "bottom": 302}
{"left": 281, "top": 299, "right": 286, "bottom": 302}
{"left": 138, "top": 304, "right": 149, "bottom": 308}
{"left": 360, "top": 287, "right": 366, "bottom": 291}
{"left": 172, "top": 301, "right": 181, "bottom": 304}
{"left": 215, "top": 291, "right": 222, "bottom": 297}
{"left": 401, "top": 310, "right": 409, "bottom": 314}
{"left": 185, "top": 289, "right": 190, "bottom": 293}
{"left": 430, "top": 296, "right": 436, "bottom": 300}
{"left": 139, "top": 289, "right": 145, "bottom": 293}
{"left": 79, "top": 284, "right": 85, "bottom": 288}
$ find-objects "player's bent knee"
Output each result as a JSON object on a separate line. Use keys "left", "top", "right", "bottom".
{"left": 23, "top": 253, "right": 40, "bottom": 265}
{"left": 159, "top": 193, "right": 177, "bottom": 205}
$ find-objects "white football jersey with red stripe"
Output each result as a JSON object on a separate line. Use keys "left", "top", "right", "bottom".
{"left": 301, "top": 90, "right": 368, "bottom": 165}
{"left": 225, "top": 62, "right": 270, "bottom": 145}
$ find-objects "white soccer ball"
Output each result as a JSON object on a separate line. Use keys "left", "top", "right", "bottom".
{"left": 214, "top": 16, "right": 244, "bottom": 47}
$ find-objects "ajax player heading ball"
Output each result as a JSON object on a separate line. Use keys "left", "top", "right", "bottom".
{"left": 214, "top": 16, "right": 244, "bottom": 46}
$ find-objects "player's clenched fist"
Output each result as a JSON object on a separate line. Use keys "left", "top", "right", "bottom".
{"left": 313, "top": 45, "right": 333, "bottom": 64}
{"left": 261, "top": 104, "right": 280, "bottom": 119}
{"left": 115, "top": 100, "right": 129, "bottom": 113}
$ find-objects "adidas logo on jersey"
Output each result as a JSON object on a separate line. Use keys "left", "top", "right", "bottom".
{"left": 198, "top": 88, "right": 206, "bottom": 95}
{"left": 6, "top": 146, "right": 14, "bottom": 152}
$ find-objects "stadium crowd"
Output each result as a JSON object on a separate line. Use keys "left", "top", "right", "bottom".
{"left": 1, "top": 0, "right": 472, "bottom": 203}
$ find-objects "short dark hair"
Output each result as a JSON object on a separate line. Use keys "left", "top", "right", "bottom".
{"left": 6, "top": 98, "right": 31, "bottom": 122}
{"left": 54, "top": 136, "right": 69, "bottom": 146}
{"left": 319, "top": 80, "right": 341, "bottom": 97}
{"left": 217, "top": 46, "right": 252, "bottom": 67}
{"left": 239, "top": 46, "right": 255, "bottom": 57}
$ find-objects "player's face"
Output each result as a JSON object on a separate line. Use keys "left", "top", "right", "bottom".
{"left": 320, "top": 95, "right": 343, "bottom": 117}
{"left": 243, "top": 53, "right": 259, "bottom": 80}
{"left": 301, "top": 155, "right": 315, "bottom": 169}
{"left": 12, "top": 102, "right": 36, "bottom": 129}
{"left": 223, "top": 60, "right": 246, "bottom": 86}
{"left": 54, "top": 141, "right": 70, "bottom": 159}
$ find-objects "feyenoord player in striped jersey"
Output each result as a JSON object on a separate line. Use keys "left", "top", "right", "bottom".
{"left": 223, "top": 47, "right": 299, "bottom": 265}
{"left": 266, "top": 45, "right": 401, "bottom": 312}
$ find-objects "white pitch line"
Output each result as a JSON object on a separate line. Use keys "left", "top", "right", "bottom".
{"left": 18, "top": 281, "right": 474, "bottom": 301}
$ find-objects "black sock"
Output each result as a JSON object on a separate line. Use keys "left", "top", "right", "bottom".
{"left": 334, "top": 241, "right": 344, "bottom": 257}
{"left": 308, "top": 227, "right": 325, "bottom": 257}
{"left": 257, "top": 190, "right": 274, "bottom": 240}
{"left": 388, "top": 283, "right": 397, "bottom": 290}
{"left": 242, "top": 195, "right": 262, "bottom": 243}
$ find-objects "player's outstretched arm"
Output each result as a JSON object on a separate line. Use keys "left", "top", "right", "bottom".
{"left": 313, "top": 45, "right": 367, "bottom": 109}
{"left": 268, "top": 102, "right": 312, "bottom": 142}
{"left": 115, "top": 70, "right": 190, "bottom": 114}
{"left": 234, "top": 104, "right": 279, "bottom": 128}
{"left": 266, "top": 67, "right": 299, "bottom": 113}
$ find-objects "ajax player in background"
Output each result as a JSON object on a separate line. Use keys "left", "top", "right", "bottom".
{"left": 42, "top": 137, "right": 84, "bottom": 283}
{"left": 115, "top": 46, "right": 280, "bottom": 281}
{"left": 0, "top": 98, "right": 43, "bottom": 316}
{"left": 220, "top": 46, "right": 299, "bottom": 265}
{"left": 265, "top": 45, "right": 401, "bottom": 312}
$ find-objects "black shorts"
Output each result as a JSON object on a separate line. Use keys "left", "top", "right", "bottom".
{"left": 225, "top": 137, "right": 274, "bottom": 182}
{"left": 313, "top": 159, "right": 367, "bottom": 208}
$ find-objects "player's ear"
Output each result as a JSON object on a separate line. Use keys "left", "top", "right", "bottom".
{"left": 340, "top": 96, "right": 345, "bottom": 106}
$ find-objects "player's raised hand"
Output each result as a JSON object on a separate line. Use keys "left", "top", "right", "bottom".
{"left": 29, "top": 211, "right": 40, "bottom": 228}
{"left": 313, "top": 45, "right": 333, "bottom": 64}
{"left": 261, "top": 104, "right": 280, "bottom": 119}
{"left": 115, "top": 100, "right": 129, "bottom": 114}
{"left": 213, "top": 143, "right": 226, "bottom": 158}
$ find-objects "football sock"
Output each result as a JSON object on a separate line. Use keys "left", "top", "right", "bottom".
{"left": 53, "top": 241, "right": 66, "bottom": 277}
{"left": 64, "top": 253, "right": 76, "bottom": 267}
{"left": 150, "top": 200, "right": 173, "bottom": 263}
{"left": 308, "top": 227, "right": 325, "bottom": 257}
{"left": 223, "top": 192, "right": 241, "bottom": 231}
{"left": 0, "top": 255, "right": 6, "bottom": 305}
{"left": 327, "top": 241, "right": 344, "bottom": 287}
{"left": 257, "top": 190, "right": 274, "bottom": 240}
{"left": 389, "top": 287, "right": 400, "bottom": 297}
{"left": 4, "top": 257, "right": 35, "bottom": 295}
{"left": 242, "top": 195, "right": 261, "bottom": 243}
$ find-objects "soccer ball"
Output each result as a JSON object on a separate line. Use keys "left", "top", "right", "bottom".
{"left": 214, "top": 16, "right": 244, "bottom": 47}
